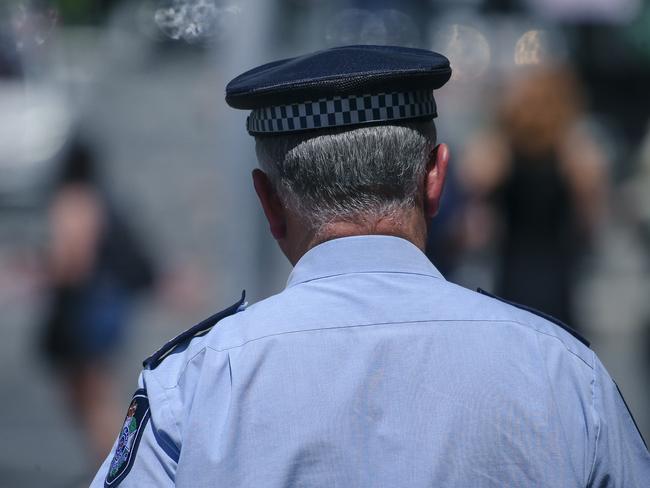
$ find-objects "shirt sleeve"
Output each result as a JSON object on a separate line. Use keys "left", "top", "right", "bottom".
{"left": 90, "top": 373, "right": 179, "bottom": 487}
{"left": 588, "top": 357, "right": 650, "bottom": 487}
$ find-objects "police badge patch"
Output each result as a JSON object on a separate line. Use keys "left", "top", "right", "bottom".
{"left": 105, "top": 388, "right": 150, "bottom": 487}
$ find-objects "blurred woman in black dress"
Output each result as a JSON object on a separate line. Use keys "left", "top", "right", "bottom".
{"left": 460, "top": 65, "right": 607, "bottom": 327}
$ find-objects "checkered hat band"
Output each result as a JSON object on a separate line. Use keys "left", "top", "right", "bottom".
{"left": 247, "top": 90, "right": 437, "bottom": 134}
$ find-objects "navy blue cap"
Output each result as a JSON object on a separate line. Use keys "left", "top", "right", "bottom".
{"left": 225, "top": 45, "right": 451, "bottom": 135}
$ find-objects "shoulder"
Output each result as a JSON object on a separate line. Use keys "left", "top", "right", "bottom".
{"left": 446, "top": 284, "right": 594, "bottom": 369}
{"left": 141, "top": 291, "right": 247, "bottom": 386}
{"left": 476, "top": 288, "right": 590, "bottom": 347}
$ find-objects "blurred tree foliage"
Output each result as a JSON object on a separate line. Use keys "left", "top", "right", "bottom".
{"left": 54, "top": 0, "right": 123, "bottom": 24}
{"left": 625, "top": 2, "right": 650, "bottom": 61}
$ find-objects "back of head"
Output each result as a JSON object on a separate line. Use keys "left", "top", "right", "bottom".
{"left": 255, "top": 121, "right": 436, "bottom": 233}
{"left": 227, "top": 45, "right": 450, "bottom": 256}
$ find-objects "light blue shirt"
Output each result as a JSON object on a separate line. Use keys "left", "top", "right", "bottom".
{"left": 92, "top": 235, "right": 650, "bottom": 487}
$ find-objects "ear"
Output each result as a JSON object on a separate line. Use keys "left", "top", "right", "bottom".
{"left": 424, "top": 143, "right": 450, "bottom": 219}
{"left": 252, "top": 169, "right": 287, "bottom": 240}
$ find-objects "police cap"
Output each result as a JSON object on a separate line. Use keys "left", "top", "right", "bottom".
{"left": 225, "top": 45, "right": 451, "bottom": 135}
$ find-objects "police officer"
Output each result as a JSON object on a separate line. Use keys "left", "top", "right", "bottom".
{"left": 92, "top": 45, "right": 650, "bottom": 487}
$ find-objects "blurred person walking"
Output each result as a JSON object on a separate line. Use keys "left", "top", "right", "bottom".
{"left": 40, "top": 138, "right": 156, "bottom": 463}
{"left": 460, "top": 65, "right": 607, "bottom": 327}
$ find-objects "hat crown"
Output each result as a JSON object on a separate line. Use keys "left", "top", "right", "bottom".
{"left": 226, "top": 45, "right": 451, "bottom": 110}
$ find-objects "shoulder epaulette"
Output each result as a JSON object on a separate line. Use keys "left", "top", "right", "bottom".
{"left": 477, "top": 288, "right": 590, "bottom": 348}
{"left": 143, "top": 290, "right": 246, "bottom": 370}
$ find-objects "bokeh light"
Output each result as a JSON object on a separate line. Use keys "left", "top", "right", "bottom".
{"left": 432, "top": 23, "right": 490, "bottom": 81}
{"left": 325, "top": 8, "right": 419, "bottom": 47}
{"left": 514, "top": 29, "right": 548, "bottom": 66}
{"left": 8, "top": 2, "right": 59, "bottom": 51}
{"left": 154, "top": 0, "right": 241, "bottom": 43}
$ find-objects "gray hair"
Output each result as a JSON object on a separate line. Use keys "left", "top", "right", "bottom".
{"left": 254, "top": 121, "right": 436, "bottom": 231}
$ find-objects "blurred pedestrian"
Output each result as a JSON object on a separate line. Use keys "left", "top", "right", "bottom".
{"left": 460, "top": 65, "right": 607, "bottom": 326}
{"left": 40, "top": 138, "right": 155, "bottom": 462}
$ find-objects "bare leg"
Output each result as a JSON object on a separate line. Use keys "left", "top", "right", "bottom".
{"left": 64, "top": 363, "right": 122, "bottom": 463}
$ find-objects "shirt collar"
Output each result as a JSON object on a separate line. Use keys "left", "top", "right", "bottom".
{"left": 286, "top": 235, "right": 445, "bottom": 288}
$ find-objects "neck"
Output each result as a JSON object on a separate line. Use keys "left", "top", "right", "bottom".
{"left": 282, "top": 208, "right": 428, "bottom": 265}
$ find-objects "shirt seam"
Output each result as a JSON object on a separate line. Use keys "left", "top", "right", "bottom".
{"left": 148, "top": 369, "right": 183, "bottom": 450}
{"left": 586, "top": 352, "right": 600, "bottom": 485}
{"left": 159, "top": 346, "right": 211, "bottom": 390}
{"left": 286, "top": 270, "right": 443, "bottom": 288}
{"left": 205, "top": 317, "right": 594, "bottom": 367}
{"left": 534, "top": 331, "right": 583, "bottom": 485}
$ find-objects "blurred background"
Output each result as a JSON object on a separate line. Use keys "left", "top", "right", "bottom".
{"left": 1, "top": 0, "right": 649, "bottom": 485}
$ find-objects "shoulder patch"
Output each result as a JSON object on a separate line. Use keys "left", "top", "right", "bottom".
{"left": 143, "top": 291, "right": 246, "bottom": 370}
{"left": 477, "top": 288, "right": 590, "bottom": 348}
{"left": 105, "top": 388, "right": 150, "bottom": 487}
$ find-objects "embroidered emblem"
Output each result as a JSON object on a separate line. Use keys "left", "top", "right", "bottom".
{"left": 105, "top": 389, "right": 150, "bottom": 487}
